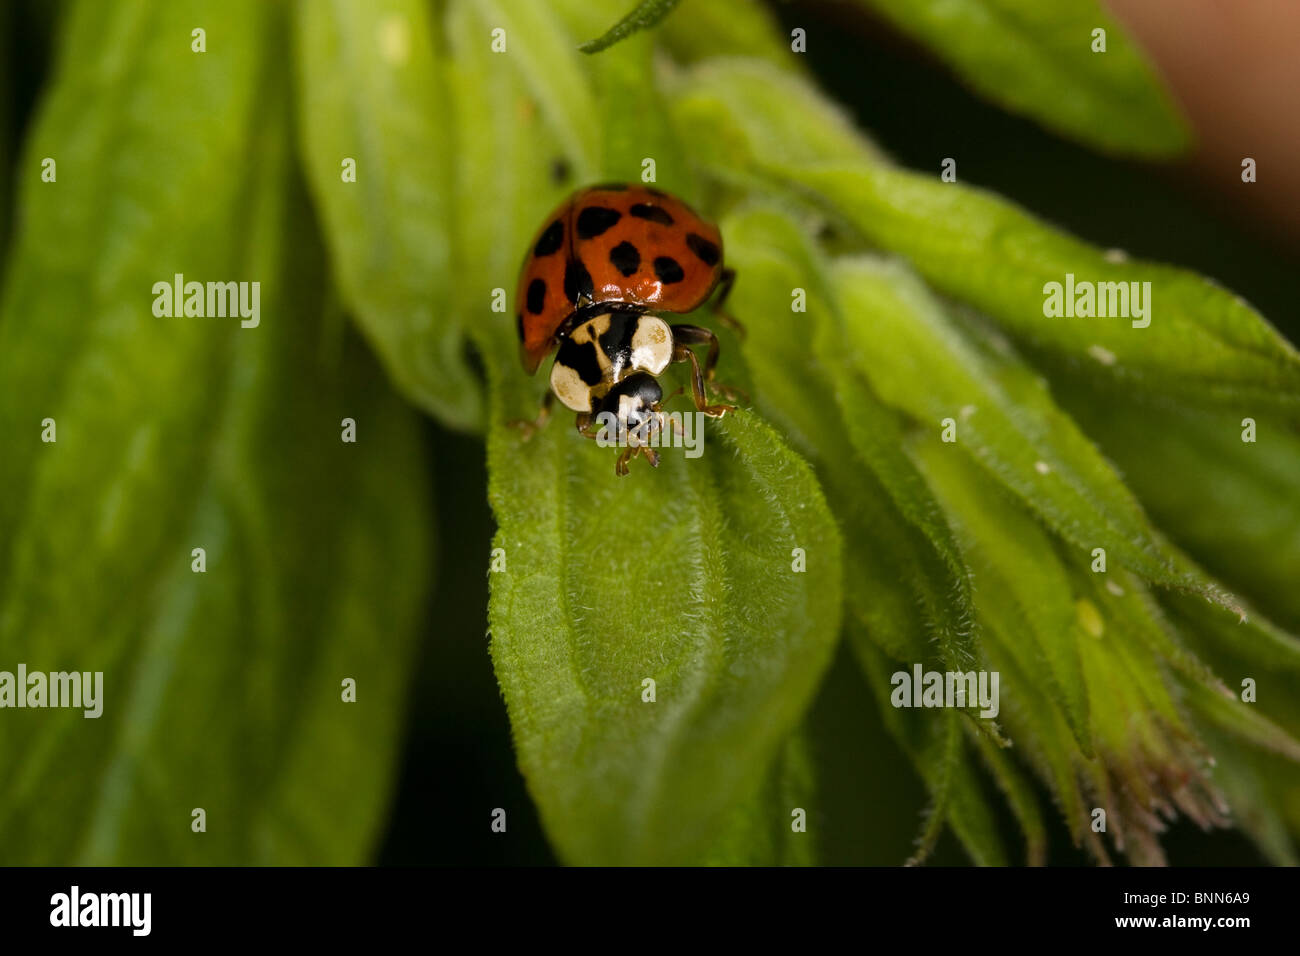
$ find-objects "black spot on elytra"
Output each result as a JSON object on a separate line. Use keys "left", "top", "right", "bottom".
{"left": 609, "top": 241, "right": 641, "bottom": 277}
{"left": 654, "top": 256, "right": 684, "bottom": 285}
{"left": 686, "top": 233, "right": 720, "bottom": 266}
{"left": 533, "top": 220, "right": 564, "bottom": 257}
{"left": 577, "top": 206, "right": 622, "bottom": 239}
{"left": 630, "top": 203, "right": 674, "bottom": 225}
{"left": 564, "top": 258, "right": 594, "bottom": 305}
{"left": 557, "top": 338, "right": 603, "bottom": 386}
{"left": 526, "top": 278, "right": 547, "bottom": 314}
{"left": 515, "top": 314, "right": 525, "bottom": 341}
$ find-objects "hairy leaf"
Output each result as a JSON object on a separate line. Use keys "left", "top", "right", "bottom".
{"left": 669, "top": 61, "right": 1300, "bottom": 412}
{"left": 968, "top": 725, "right": 1047, "bottom": 866}
{"left": 467, "top": 3, "right": 843, "bottom": 865}
{"left": 852, "top": 639, "right": 1008, "bottom": 865}
{"left": 914, "top": 438, "right": 1091, "bottom": 750}
{"left": 721, "top": 205, "right": 974, "bottom": 671}
{"left": 577, "top": 0, "right": 682, "bottom": 54}
{"left": 852, "top": 0, "right": 1190, "bottom": 156}
{"left": 0, "top": 0, "right": 432, "bottom": 864}
{"left": 295, "top": 0, "right": 482, "bottom": 430}
{"left": 1059, "top": 388, "right": 1300, "bottom": 631}
{"left": 486, "top": 387, "right": 841, "bottom": 863}
{"left": 658, "top": 0, "right": 794, "bottom": 67}
{"left": 696, "top": 729, "right": 818, "bottom": 865}
{"left": 831, "top": 256, "right": 1230, "bottom": 607}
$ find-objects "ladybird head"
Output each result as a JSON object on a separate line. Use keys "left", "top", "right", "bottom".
{"left": 597, "top": 372, "right": 664, "bottom": 447}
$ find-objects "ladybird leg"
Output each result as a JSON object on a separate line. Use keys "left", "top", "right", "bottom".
{"left": 575, "top": 411, "right": 603, "bottom": 440}
{"left": 615, "top": 445, "right": 660, "bottom": 476}
{"left": 670, "top": 324, "right": 747, "bottom": 410}
{"left": 658, "top": 388, "right": 685, "bottom": 437}
{"left": 671, "top": 324, "right": 720, "bottom": 376}
{"left": 508, "top": 390, "right": 555, "bottom": 441}
{"left": 670, "top": 327, "right": 736, "bottom": 418}
{"left": 710, "top": 268, "right": 746, "bottom": 340}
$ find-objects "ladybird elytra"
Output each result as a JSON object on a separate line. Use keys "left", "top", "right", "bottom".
{"left": 516, "top": 183, "right": 726, "bottom": 375}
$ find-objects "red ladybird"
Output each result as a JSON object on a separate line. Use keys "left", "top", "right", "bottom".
{"left": 511, "top": 183, "right": 742, "bottom": 475}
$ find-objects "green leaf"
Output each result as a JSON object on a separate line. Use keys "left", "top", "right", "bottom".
{"left": 668, "top": 59, "right": 888, "bottom": 170}
{"left": 444, "top": 0, "right": 616, "bottom": 363}
{"left": 460, "top": 2, "right": 842, "bottom": 865}
{"left": 0, "top": 0, "right": 433, "bottom": 864}
{"left": 467, "top": 0, "right": 600, "bottom": 180}
{"left": 1186, "top": 683, "right": 1300, "bottom": 764}
{"left": 486, "top": 399, "right": 842, "bottom": 864}
{"left": 800, "top": 166, "right": 1300, "bottom": 411}
{"left": 668, "top": 61, "right": 1300, "bottom": 412}
{"left": 719, "top": 209, "right": 993, "bottom": 863}
{"left": 657, "top": 0, "right": 795, "bottom": 67}
{"left": 830, "top": 255, "right": 1232, "bottom": 608}
{"left": 695, "top": 728, "right": 818, "bottom": 865}
{"left": 852, "top": 639, "right": 1007, "bottom": 865}
{"left": 294, "top": 0, "right": 483, "bottom": 431}
{"left": 913, "top": 436, "right": 1091, "bottom": 750}
{"left": 721, "top": 205, "right": 975, "bottom": 671}
{"left": 1161, "top": 591, "right": 1300, "bottom": 740}
{"left": 442, "top": 0, "right": 576, "bottom": 363}
{"left": 973, "top": 618, "right": 1104, "bottom": 855}
{"left": 852, "top": 0, "right": 1190, "bottom": 156}
{"left": 1059, "top": 389, "right": 1300, "bottom": 631}
{"left": 577, "top": 0, "right": 682, "bottom": 54}
{"left": 549, "top": 0, "right": 690, "bottom": 188}
{"left": 1196, "top": 724, "right": 1299, "bottom": 866}
{"left": 968, "top": 725, "right": 1047, "bottom": 866}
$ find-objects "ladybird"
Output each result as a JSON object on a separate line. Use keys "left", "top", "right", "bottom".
{"left": 511, "top": 183, "right": 742, "bottom": 475}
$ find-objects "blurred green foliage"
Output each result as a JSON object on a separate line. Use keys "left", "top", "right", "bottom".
{"left": 0, "top": 0, "right": 1297, "bottom": 867}
{"left": 0, "top": 0, "right": 431, "bottom": 864}
{"left": 852, "top": 0, "right": 1191, "bottom": 157}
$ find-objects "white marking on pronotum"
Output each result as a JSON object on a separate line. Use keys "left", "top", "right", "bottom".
{"left": 629, "top": 315, "right": 672, "bottom": 375}
{"left": 549, "top": 362, "right": 591, "bottom": 412}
